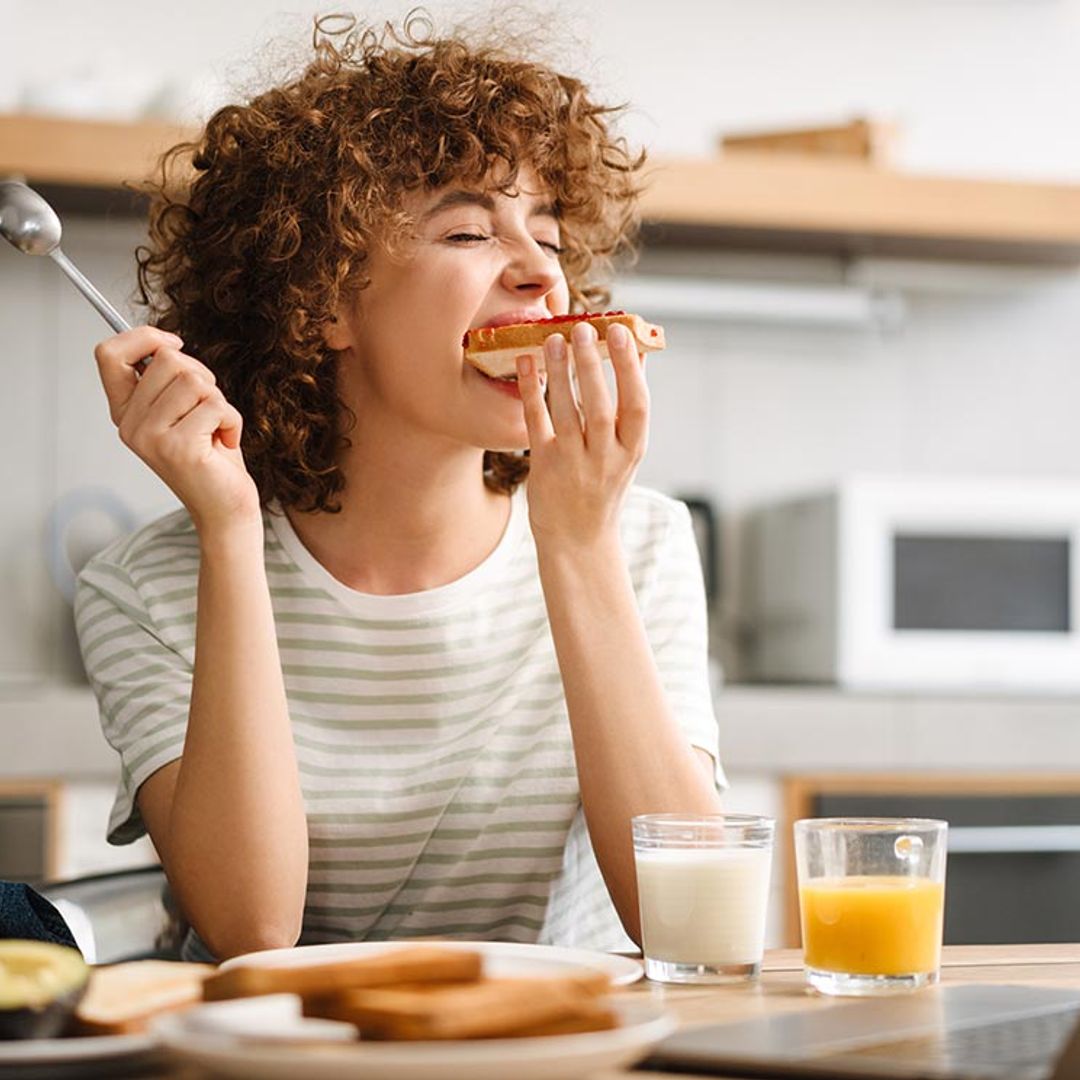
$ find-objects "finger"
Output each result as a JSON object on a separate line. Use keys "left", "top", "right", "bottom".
{"left": 171, "top": 393, "right": 244, "bottom": 450}
{"left": 608, "top": 322, "right": 650, "bottom": 452}
{"left": 94, "top": 327, "right": 184, "bottom": 423}
{"left": 148, "top": 367, "right": 217, "bottom": 434}
{"left": 139, "top": 343, "right": 214, "bottom": 390}
{"left": 515, "top": 352, "right": 553, "bottom": 447}
{"left": 217, "top": 403, "right": 244, "bottom": 450}
{"left": 544, "top": 332, "right": 582, "bottom": 440}
{"left": 116, "top": 351, "right": 208, "bottom": 441}
{"left": 573, "top": 323, "right": 615, "bottom": 450}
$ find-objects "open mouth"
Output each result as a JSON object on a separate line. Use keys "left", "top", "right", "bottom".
{"left": 479, "top": 370, "right": 521, "bottom": 396}
{"left": 471, "top": 367, "right": 547, "bottom": 398}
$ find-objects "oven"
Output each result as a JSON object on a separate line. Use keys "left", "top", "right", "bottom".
{"left": 782, "top": 774, "right": 1080, "bottom": 946}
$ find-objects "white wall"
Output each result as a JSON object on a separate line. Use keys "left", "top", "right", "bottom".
{"left": 0, "top": 217, "right": 178, "bottom": 687}
{"left": 631, "top": 256, "right": 1080, "bottom": 674}
{"left": 2, "top": 0, "right": 1079, "bottom": 682}
{"left": 4, "top": 0, "right": 1080, "bottom": 177}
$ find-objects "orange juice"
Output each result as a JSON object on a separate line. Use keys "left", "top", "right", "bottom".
{"left": 799, "top": 875, "right": 944, "bottom": 975}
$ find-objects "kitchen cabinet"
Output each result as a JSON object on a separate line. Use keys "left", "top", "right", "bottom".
{"left": 779, "top": 772, "right": 1080, "bottom": 949}
{"left": 0, "top": 691, "right": 156, "bottom": 881}
{"left": 715, "top": 686, "right": 1080, "bottom": 948}
{"left": 4, "top": 114, "right": 1080, "bottom": 263}
{"left": 0, "top": 778, "right": 157, "bottom": 884}
{"left": 0, "top": 780, "right": 61, "bottom": 882}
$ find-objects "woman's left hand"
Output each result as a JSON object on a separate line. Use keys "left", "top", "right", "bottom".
{"left": 516, "top": 320, "right": 649, "bottom": 548}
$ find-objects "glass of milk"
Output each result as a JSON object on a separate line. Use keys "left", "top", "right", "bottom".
{"left": 632, "top": 813, "right": 775, "bottom": 984}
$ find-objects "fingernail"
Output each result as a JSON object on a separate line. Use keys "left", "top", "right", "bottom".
{"left": 571, "top": 321, "right": 595, "bottom": 346}
{"left": 608, "top": 323, "right": 629, "bottom": 348}
{"left": 544, "top": 334, "right": 566, "bottom": 361}
{"left": 516, "top": 353, "right": 534, "bottom": 377}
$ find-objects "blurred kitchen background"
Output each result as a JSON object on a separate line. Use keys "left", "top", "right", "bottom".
{"left": 3, "top": 0, "right": 1080, "bottom": 949}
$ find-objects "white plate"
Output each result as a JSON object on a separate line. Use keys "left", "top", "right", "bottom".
{"left": 0, "top": 1031, "right": 158, "bottom": 1078}
{"left": 155, "top": 994, "right": 674, "bottom": 1080}
{"left": 220, "top": 939, "right": 643, "bottom": 986}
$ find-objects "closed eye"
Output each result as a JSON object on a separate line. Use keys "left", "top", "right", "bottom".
{"left": 446, "top": 232, "right": 564, "bottom": 256}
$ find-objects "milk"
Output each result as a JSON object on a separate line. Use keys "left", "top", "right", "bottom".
{"left": 635, "top": 846, "right": 773, "bottom": 965}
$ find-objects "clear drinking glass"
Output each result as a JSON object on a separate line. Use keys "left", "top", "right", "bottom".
{"left": 632, "top": 813, "right": 775, "bottom": 984}
{"left": 794, "top": 818, "right": 948, "bottom": 996}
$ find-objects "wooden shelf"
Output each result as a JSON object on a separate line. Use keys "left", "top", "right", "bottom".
{"left": 4, "top": 114, "right": 1080, "bottom": 262}
{"left": 0, "top": 113, "right": 189, "bottom": 191}
{"left": 640, "top": 153, "right": 1080, "bottom": 263}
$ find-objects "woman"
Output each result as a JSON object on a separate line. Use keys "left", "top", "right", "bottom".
{"left": 76, "top": 12, "right": 725, "bottom": 962}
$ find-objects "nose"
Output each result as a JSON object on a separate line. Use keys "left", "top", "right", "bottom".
{"left": 501, "top": 236, "right": 564, "bottom": 299}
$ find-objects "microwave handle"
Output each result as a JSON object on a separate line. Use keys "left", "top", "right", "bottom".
{"left": 948, "top": 825, "right": 1080, "bottom": 855}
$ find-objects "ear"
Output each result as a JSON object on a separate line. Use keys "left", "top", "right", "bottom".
{"left": 323, "top": 309, "right": 354, "bottom": 352}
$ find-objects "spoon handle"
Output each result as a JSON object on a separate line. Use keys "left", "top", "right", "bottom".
{"left": 50, "top": 248, "right": 131, "bottom": 334}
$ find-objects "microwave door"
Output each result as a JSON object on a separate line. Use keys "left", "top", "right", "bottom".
{"left": 891, "top": 533, "right": 1071, "bottom": 634}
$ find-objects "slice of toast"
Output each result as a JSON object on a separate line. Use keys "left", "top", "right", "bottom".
{"left": 72, "top": 961, "right": 214, "bottom": 1035}
{"left": 494, "top": 1003, "right": 618, "bottom": 1038}
{"left": 302, "top": 971, "right": 612, "bottom": 1040}
{"left": 202, "top": 945, "right": 482, "bottom": 1002}
{"left": 463, "top": 312, "right": 665, "bottom": 378}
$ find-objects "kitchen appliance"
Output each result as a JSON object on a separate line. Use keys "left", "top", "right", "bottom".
{"left": 801, "top": 781, "right": 1080, "bottom": 948}
{"left": 747, "top": 474, "right": 1080, "bottom": 690}
{"left": 679, "top": 495, "right": 719, "bottom": 607}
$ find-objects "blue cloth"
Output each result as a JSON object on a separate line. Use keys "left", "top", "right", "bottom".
{"left": 0, "top": 881, "right": 80, "bottom": 952}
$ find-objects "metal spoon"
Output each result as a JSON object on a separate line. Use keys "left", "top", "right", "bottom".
{"left": 0, "top": 180, "right": 133, "bottom": 334}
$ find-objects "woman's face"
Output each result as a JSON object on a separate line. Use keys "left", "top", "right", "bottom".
{"left": 329, "top": 163, "right": 570, "bottom": 454}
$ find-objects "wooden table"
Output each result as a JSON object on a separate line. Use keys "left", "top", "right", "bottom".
{"left": 595, "top": 944, "right": 1080, "bottom": 1078}
{"left": 154, "top": 944, "right": 1080, "bottom": 1078}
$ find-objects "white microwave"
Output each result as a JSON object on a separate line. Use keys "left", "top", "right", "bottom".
{"left": 747, "top": 475, "right": 1080, "bottom": 691}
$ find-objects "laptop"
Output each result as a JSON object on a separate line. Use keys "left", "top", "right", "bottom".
{"left": 640, "top": 984, "right": 1080, "bottom": 1079}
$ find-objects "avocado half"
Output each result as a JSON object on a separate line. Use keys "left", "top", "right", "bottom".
{"left": 0, "top": 940, "right": 89, "bottom": 1040}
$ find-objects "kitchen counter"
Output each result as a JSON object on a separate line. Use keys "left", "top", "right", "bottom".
{"left": 0, "top": 685, "right": 114, "bottom": 779}
{"left": 4, "top": 682, "right": 1080, "bottom": 781}
{"left": 122, "top": 944, "right": 1080, "bottom": 1079}
{"left": 611, "top": 944, "right": 1080, "bottom": 1078}
{"left": 715, "top": 685, "right": 1080, "bottom": 773}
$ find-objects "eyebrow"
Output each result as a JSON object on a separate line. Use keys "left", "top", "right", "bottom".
{"left": 419, "top": 189, "right": 559, "bottom": 223}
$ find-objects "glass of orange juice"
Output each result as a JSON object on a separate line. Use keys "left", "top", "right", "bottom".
{"left": 794, "top": 818, "right": 947, "bottom": 996}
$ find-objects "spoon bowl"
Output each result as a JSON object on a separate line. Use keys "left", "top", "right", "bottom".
{"left": 0, "top": 180, "right": 62, "bottom": 256}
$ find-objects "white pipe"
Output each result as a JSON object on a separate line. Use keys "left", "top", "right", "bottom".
{"left": 611, "top": 276, "right": 906, "bottom": 331}
{"left": 948, "top": 825, "right": 1080, "bottom": 854}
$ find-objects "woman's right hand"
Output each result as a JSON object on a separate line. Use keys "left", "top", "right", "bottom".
{"left": 94, "top": 326, "right": 261, "bottom": 534}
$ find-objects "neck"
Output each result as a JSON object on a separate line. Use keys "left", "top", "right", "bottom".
{"left": 285, "top": 423, "right": 513, "bottom": 595}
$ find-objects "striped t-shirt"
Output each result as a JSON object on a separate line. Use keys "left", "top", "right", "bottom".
{"left": 75, "top": 484, "right": 724, "bottom": 955}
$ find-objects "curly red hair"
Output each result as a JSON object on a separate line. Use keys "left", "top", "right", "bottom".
{"left": 136, "top": 10, "right": 645, "bottom": 512}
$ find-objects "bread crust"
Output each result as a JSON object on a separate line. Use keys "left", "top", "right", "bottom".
{"left": 201, "top": 945, "right": 482, "bottom": 1002}
{"left": 463, "top": 311, "right": 665, "bottom": 378}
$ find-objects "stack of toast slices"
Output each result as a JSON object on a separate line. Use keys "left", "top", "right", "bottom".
{"left": 204, "top": 945, "right": 617, "bottom": 1040}
{"left": 72, "top": 945, "right": 617, "bottom": 1042}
